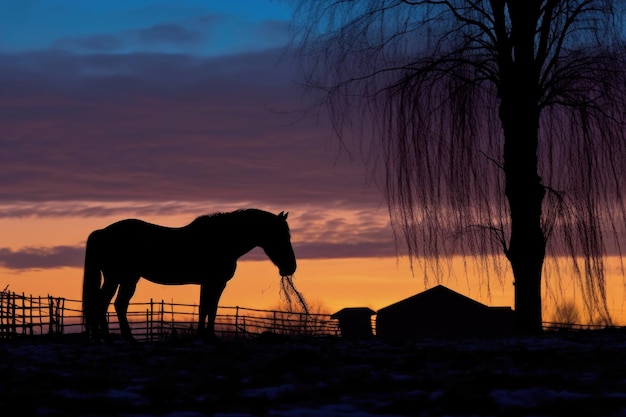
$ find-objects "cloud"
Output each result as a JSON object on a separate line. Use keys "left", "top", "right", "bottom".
{"left": 0, "top": 46, "right": 395, "bottom": 268}
{"left": 0, "top": 201, "right": 253, "bottom": 219}
{"left": 53, "top": 23, "right": 204, "bottom": 53}
{"left": 0, "top": 246, "right": 83, "bottom": 270}
{"left": 137, "top": 24, "right": 202, "bottom": 44}
{"left": 0, "top": 3, "right": 399, "bottom": 271}
{"left": 0, "top": 238, "right": 394, "bottom": 271}
{"left": 0, "top": 204, "right": 397, "bottom": 270}
{"left": 48, "top": 14, "right": 289, "bottom": 56}
{"left": 53, "top": 34, "right": 124, "bottom": 52}
{"left": 254, "top": 19, "right": 291, "bottom": 44}
{"left": 0, "top": 48, "right": 378, "bottom": 212}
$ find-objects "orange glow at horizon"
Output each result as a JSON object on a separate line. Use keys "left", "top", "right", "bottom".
{"left": 1, "top": 209, "right": 625, "bottom": 326}
{"left": 2, "top": 255, "right": 625, "bottom": 325}
{"left": 0, "top": 255, "right": 511, "bottom": 309}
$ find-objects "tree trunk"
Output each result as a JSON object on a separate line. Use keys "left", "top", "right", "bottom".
{"left": 500, "top": 92, "right": 545, "bottom": 334}
{"left": 496, "top": 1, "right": 546, "bottom": 335}
{"left": 507, "top": 171, "right": 545, "bottom": 334}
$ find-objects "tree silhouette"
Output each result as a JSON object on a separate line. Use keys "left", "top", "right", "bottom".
{"left": 290, "top": 1, "right": 626, "bottom": 333}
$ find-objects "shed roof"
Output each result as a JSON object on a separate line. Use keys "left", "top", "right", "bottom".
{"left": 377, "top": 285, "right": 489, "bottom": 314}
{"left": 331, "top": 307, "right": 376, "bottom": 319}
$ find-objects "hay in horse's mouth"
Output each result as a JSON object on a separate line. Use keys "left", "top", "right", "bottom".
{"left": 280, "top": 275, "right": 309, "bottom": 315}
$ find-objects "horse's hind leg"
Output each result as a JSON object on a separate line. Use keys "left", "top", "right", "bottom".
{"left": 199, "top": 280, "right": 227, "bottom": 341}
{"left": 114, "top": 278, "right": 138, "bottom": 342}
{"left": 97, "top": 277, "right": 118, "bottom": 343}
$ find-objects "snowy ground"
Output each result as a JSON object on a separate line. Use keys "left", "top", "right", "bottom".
{"left": 1, "top": 330, "right": 626, "bottom": 416}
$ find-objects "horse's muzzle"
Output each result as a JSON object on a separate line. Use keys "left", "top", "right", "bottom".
{"left": 279, "top": 261, "right": 297, "bottom": 277}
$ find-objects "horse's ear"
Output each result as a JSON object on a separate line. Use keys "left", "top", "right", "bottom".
{"left": 278, "top": 211, "right": 288, "bottom": 220}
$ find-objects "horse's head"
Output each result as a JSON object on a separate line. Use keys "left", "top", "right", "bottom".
{"left": 262, "top": 211, "right": 297, "bottom": 276}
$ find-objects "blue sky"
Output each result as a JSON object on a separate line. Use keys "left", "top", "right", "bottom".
{"left": 0, "top": 0, "right": 292, "bottom": 55}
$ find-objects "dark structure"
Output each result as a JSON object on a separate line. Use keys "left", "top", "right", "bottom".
{"left": 331, "top": 307, "right": 376, "bottom": 339}
{"left": 376, "top": 285, "right": 514, "bottom": 339}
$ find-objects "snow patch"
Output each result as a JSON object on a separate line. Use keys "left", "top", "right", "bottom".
{"left": 491, "top": 388, "right": 590, "bottom": 408}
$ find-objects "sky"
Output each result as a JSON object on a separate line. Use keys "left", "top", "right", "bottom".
{"left": 0, "top": 0, "right": 624, "bottom": 322}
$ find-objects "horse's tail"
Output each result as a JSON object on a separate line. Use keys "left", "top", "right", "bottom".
{"left": 82, "top": 230, "right": 103, "bottom": 334}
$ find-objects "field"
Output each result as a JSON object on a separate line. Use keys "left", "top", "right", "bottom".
{"left": 1, "top": 331, "right": 626, "bottom": 416}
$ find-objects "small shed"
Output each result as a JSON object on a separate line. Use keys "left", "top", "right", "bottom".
{"left": 331, "top": 307, "right": 376, "bottom": 339}
{"left": 376, "top": 285, "right": 514, "bottom": 339}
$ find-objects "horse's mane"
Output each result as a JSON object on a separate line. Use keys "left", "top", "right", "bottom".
{"left": 189, "top": 209, "right": 244, "bottom": 225}
{"left": 188, "top": 209, "right": 289, "bottom": 234}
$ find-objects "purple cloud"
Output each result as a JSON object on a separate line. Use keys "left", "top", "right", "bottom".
{"left": 138, "top": 24, "right": 202, "bottom": 44}
{"left": 0, "top": 48, "right": 377, "bottom": 210}
{"left": 52, "top": 25, "right": 204, "bottom": 54}
{"left": 0, "top": 204, "right": 398, "bottom": 270}
{"left": 52, "top": 34, "right": 123, "bottom": 52}
{"left": 0, "top": 237, "right": 396, "bottom": 270}
{"left": 0, "top": 46, "right": 399, "bottom": 268}
{"left": 0, "top": 3, "right": 401, "bottom": 272}
{"left": 0, "top": 246, "right": 84, "bottom": 270}
{"left": 0, "top": 232, "right": 396, "bottom": 270}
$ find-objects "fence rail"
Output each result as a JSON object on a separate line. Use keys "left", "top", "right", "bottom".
{"left": 0, "top": 291, "right": 340, "bottom": 341}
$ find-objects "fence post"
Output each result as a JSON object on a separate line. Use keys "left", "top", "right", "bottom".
{"left": 19, "top": 293, "right": 23, "bottom": 335}
{"left": 170, "top": 300, "right": 175, "bottom": 334}
{"left": 235, "top": 306, "right": 239, "bottom": 338}
{"left": 48, "top": 296, "right": 54, "bottom": 335}
{"left": 149, "top": 298, "right": 154, "bottom": 342}
{"left": 62, "top": 298, "right": 65, "bottom": 334}
{"left": 273, "top": 310, "right": 277, "bottom": 332}
{"left": 1, "top": 291, "right": 6, "bottom": 338}
{"left": 160, "top": 299, "right": 164, "bottom": 341}
{"left": 11, "top": 293, "right": 16, "bottom": 335}
{"left": 21, "top": 293, "right": 27, "bottom": 335}
{"left": 35, "top": 295, "right": 41, "bottom": 335}
{"left": 57, "top": 297, "right": 63, "bottom": 335}
{"left": 0, "top": 291, "right": 5, "bottom": 338}
{"left": 0, "top": 292, "right": 3, "bottom": 338}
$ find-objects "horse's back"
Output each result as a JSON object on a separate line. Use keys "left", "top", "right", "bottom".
{"left": 90, "top": 218, "right": 227, "bottom": 281}
{"left": 99, "top": 218, "right": 179, "bottom": 242}
{"left": 93, "top": 219, "right": 188, "bottom": 262}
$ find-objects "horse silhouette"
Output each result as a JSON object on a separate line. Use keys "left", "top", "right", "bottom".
{"left": 82, "top": 209, "right": 296, "bottom": 342}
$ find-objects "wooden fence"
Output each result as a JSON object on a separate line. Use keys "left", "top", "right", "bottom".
{"left": 4, "top": 290, "right": 612, "bottom": 342}
{"left": 0, "top": 291, "right": 66, "bottom": 337}
{"left": 0, "top": 290, "right": 340, "bottom": 341}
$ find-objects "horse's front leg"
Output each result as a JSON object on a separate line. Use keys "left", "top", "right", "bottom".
{"left": 114, "top": 278, "right": 138, "bottom": 343}
{"left": 199, "top": 280, "right": 227, "bottom": 341}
